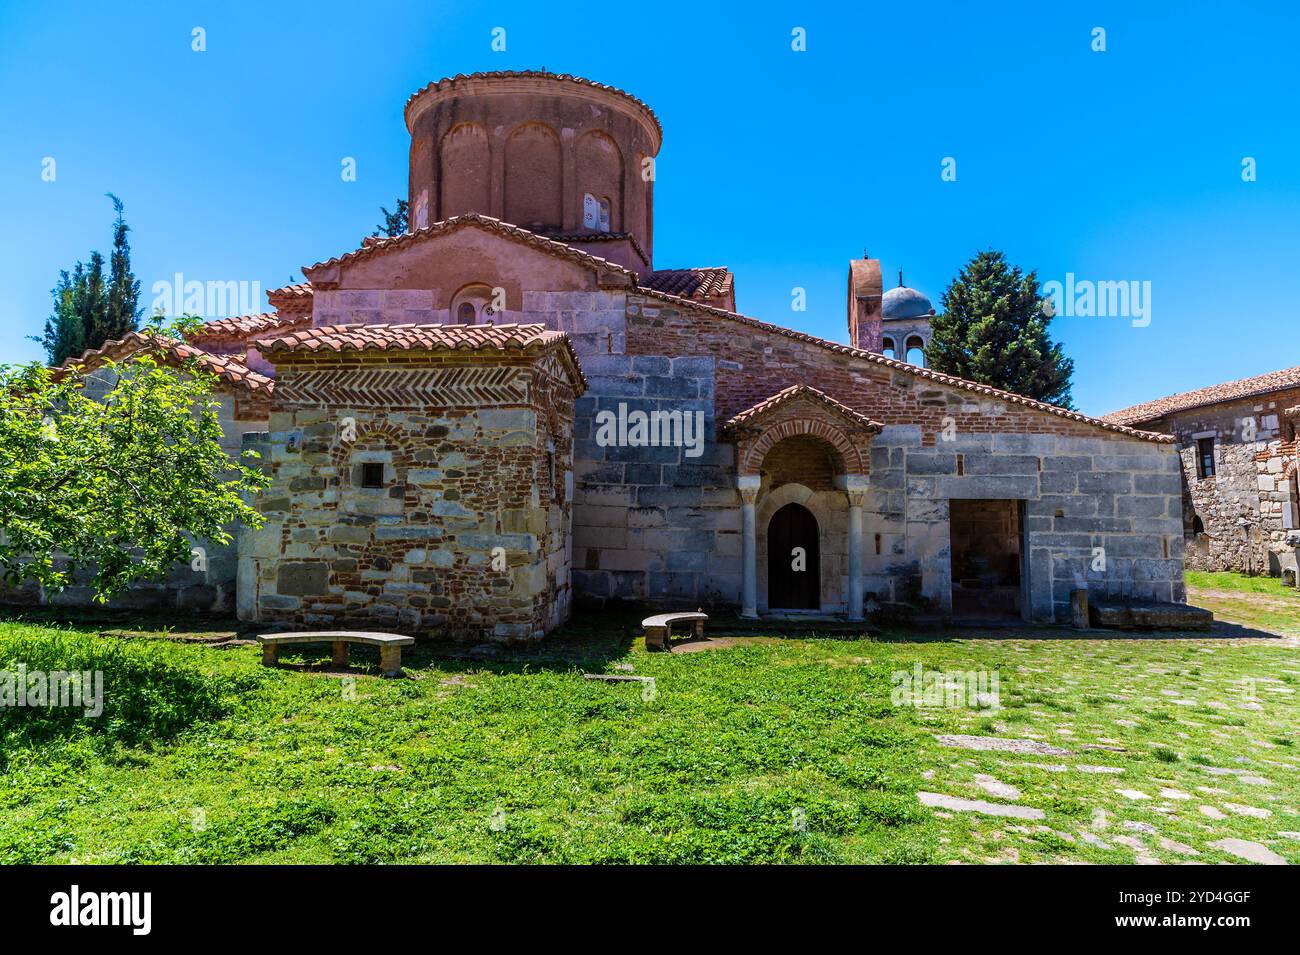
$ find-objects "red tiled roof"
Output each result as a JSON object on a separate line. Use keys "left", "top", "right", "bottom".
{"left": 643, "top": 267, "right": 733, "bottom": 300}
{"left": 187, "top": 312, "right": 308, "bottom": 340}
{"left": 56, "top": 331, "right": 274, "bottom": 394}
{"left": 266, "top": 282, "right": 313, "bottom": 304}
{"left": 257, "top": 322, "right": 586, "bottom": 391}
{"left": 538, "top": 229, "right": 650, "bottom": 267}
{"left": 1102, "top": 366, "right": 1300, "bottom": 427}
{"left": 631, "top": 287, "right": 1173, "bottom": 444}
{"left": 404, "top": 71, "right": 663, "bottom": 143}
{"left": 302, "top": 214, "right": 637, "bottom": 284}
{"left": 259, "top": 321, "right": 561, "bottom": 353}
{"left": 726, "top": 384, "right": 884, "bottom": 432}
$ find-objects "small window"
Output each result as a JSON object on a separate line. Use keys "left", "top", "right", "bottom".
{"left": 360, "top": 462, "right": 385, "bottom": 489}
{"left": 1192, "top": 514, "right": 1205, "bottom": 534}
{"left": 1196, "top": 437, "right": 1216, "bottom": 479}
{"left": 583, "top": 193, "right": 611, "bottom": 232}
{"left": 457, "top": 302, "right": 476, "bottom": 325}
{"left": 905, "top": 335, "right": 925, "bottom": 367}
{"left": 881, "top": 336, "right": 896, "bottom": 360}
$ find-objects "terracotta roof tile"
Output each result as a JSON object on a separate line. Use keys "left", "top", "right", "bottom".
{"left": 302, "top": 214, "right": 637, "bottom": 284}
{"left": 404, "top": 71, "right": 662, "bottom": 143}
{"left": 56, "top": 331, "right": 274, "bottom": 394}
{"left": 726, "top": 384, "right": 884, "bottom": 432}
{"left": 187, "top": 312, "right": 308, "bottom": 341}
{"left": 257, "top": 322, "right": 586, "bottom": 391}
{"left": 643, "top": 267, "right": 733, "bottom": 300}
{"left": 266, "top": 282, "right": 313, "bottom": 304}
{"left": 538, "top": 228, "right": 650, "bottom": 267}
{"left": 632, "top": 287, "right": 1173, "bottom": 444}
{"left": 1102, "top": 366, "right": 1300, "bottom": 427}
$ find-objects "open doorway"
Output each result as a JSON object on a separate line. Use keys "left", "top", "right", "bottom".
{"left": 768, "top": 502, "right": 821, "bottom": 610}
{"left": 950, "top": 499, "right": 1024, "bottom": 620}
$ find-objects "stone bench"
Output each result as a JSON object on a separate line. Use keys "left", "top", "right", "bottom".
{"left": 258, "top": 631, "right": 415, "bottom": 677}
{"left": 641, "top": 611, "right": 707, "bottom": 652}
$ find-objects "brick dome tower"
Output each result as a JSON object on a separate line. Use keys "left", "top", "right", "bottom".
{"left": 404, "top": 71, "right": 662, "bottom": 271}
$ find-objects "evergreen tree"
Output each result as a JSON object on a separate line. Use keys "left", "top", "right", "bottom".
{"left": 41, "top": 268, "right": 87, "bottom": 367}
{"left": 373, "top": 199, "right": 409, "bottom": 237}
{"left": 76, "top": 251, "right": 108, "bottom": 349}
{"left": 927, "top": 250, "right": 1075, "bottom": 409}
{"left": 37, "top": 196, "right": 140, "bottom": 365}
{"left": 104, "top": 193, "right": 141, "bottom": 341}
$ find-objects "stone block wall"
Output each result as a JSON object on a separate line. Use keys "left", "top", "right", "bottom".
{"left": 568, "top": 352, "right": 732, "bottom": 606}
{"left": 560, "top": 291, "right": 1185, "bottom": 620}
{"left": 241, "top": 353, "right": 576, "bottom": 642}
{"left": 885, "top": 431, "right": 1184, "bottom": 620}
{"left": 1156, "top": 391, "right": 1300, "bottom": 574}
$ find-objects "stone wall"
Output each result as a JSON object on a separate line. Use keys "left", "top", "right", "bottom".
{"left": 1154, "top": 390, "right": 1300, "bottom": 574}
{"left": 562, "top": 292, "right": 1185, "bottom": 620}
{"left": 241, "top": 352, "right": 576, "bottom": 642}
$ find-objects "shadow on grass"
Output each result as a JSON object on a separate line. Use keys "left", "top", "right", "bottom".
{"left": 0, "top": 628, "right": 253, "bottom": 756}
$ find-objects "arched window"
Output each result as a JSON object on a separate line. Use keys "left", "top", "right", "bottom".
{"left": 583, "top": 193, "right": 612, "bottom": 232}
{"left": 451, "top": 283, "right": 501, "bottom": 326}
{"left": 905, "top": 335, "right": 926, "bottom": 367}
{"left": 1192, "top": 514, "right": 1205, "bottom": 535}
{"left": 881, "top": 337, "right": 896, "bottom": 360}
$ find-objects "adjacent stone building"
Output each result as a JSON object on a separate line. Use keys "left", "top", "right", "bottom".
{"left": 26, "top": 70, "right": 1191, "bottom": 639}
{"left": 1105, "top": 367, "right": 1300, "bottom": 578}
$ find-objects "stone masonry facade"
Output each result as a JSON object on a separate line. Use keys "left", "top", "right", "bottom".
{"left": 238, "top": 327, "right": 581, "bottom": 642}
{"left": 1107, "top": 387, "right": 1300, "bottom": 577}
{"left": 16, "top": 71, "right": 1195, "bottom": 636}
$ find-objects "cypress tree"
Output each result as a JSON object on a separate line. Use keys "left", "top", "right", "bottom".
{"left": 373, "top": 199, "right": 409, "bottom": 237}
{"left": 927, "top": 250, "right": 1075, "bottom": 409}
{"left": 37, "top": 196, "right": 140, "bottom": 365}
{"left": 104, "top": 193, "right": 141, "bottom": 340}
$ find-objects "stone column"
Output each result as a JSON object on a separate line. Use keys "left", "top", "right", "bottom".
{"left": 738, "top": 475, "right": 761, "bottom": 618}
{"left": 841, "top": 476, "right": 871, "bottom": 621}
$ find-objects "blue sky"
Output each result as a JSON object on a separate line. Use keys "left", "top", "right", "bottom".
{"left": 1, "top": 0, "right": 1296, "bottom": 416}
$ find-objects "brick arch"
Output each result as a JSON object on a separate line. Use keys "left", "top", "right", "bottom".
{"left": 742, "top": 419, "right": 865, "bottom": 475}
{"left": 504, "top": 122, "right": 562, "bottom": 229}
{"left": 1284, "top": 457, "right": 1300, "bottom": 480}
{"left": 330, "top": 420, "right": 418, "bottom": 484}
{"left": 438, "top": 122, "right": 491, "bottom": 218}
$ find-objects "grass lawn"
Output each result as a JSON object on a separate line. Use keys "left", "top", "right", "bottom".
{"left": 1187, "top": 570, "right": 1300, "bottom": 637}
{"left": 2, "top": 573, "right": 1298, "bottom": 865}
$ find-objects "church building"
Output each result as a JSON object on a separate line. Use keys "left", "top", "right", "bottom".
{"left": 48, "top": 71, "right": 1188, "bottom": 640}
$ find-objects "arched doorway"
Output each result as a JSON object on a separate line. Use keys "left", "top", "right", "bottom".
{"left": 767, "top": 502, "right": 820, "bottom": 609}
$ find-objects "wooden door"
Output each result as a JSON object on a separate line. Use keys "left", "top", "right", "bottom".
{"left": 768, "top": 503, "right": 820, "bottom": 609}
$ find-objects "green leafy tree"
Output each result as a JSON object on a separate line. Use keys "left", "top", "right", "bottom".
{"left": 37, "top": 196, "right": 140, "bottom": 365}
{"left": 926, "top": 250, "right": 1075, "bottom": 408}
{"left": 373, "top": 199, "right": 409, "bottom": 237}
{"left": 0, "top": 343, "right": 269, "bottom": 601}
